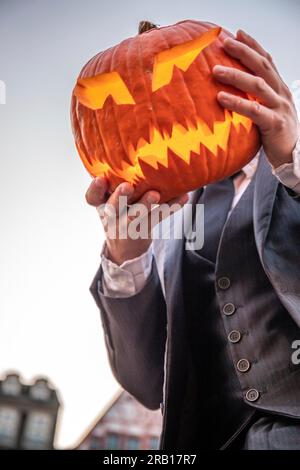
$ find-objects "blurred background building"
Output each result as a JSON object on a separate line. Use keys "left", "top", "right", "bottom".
{"left": 0, "top": 372, "right": 60, "bottom": 449}
{"left": 0, "top": 371, "right": 162, "bottom": 450}
{"left": 77, "top": 390, "right": 162, "bottom": 450}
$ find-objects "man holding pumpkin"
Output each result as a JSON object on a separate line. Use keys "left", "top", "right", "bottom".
{"left": 83, "top": 24, "right": 300, "bottom": 449}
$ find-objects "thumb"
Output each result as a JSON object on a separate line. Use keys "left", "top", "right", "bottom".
{"left": 85, "top": 177, "right": 109, "bottom": 206}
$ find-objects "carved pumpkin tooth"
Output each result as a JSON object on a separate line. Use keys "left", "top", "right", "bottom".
{"left": 141, "top": 125, "right": 152, "bottom": 145}
{"left": 161, "top": 122, "right": 173, "bottom": 139}
{"left": 71, "top": 20, "right": 260, "bottom": 203}
{"left": 188, "top": 116, "right": 198, "bottom": 131}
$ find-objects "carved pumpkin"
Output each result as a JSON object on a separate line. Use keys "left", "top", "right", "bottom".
{"left": 71, "top": 20, "right": 260, "bottom": 202}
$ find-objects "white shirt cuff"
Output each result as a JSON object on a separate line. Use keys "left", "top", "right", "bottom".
{"left": 272, "top": 135, "right": 300, "bottom": 195}
{"left": 100, "top": 243, "right": 153, "bottom": 298}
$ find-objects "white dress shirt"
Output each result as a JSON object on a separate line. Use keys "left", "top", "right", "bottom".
{"left": 100, "top": 139, "right": 300, "bottom": 298}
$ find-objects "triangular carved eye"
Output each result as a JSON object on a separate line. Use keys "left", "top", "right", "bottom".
{"left": 74, "top": 71, "right": 135, "bottom": 110}
{"left": 152, "top": 27, "right": 221, "bottom": 92}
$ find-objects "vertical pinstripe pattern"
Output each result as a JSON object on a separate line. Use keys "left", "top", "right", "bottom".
{"left": 91, "top": 151, "right": 300, "bottom": 449}
{"left": 181, "top": 169, "right": 300, "bottom": 449}
{"left": 243, "top": 414, "right": 300, "bottom": 450}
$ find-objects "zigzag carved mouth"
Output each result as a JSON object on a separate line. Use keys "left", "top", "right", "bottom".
{"left": 79, "top": 110, "right": 253, "bottom": 184}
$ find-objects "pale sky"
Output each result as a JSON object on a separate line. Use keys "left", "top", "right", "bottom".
{"left": 0, "top": 0, "right": 299, "bottom": 448}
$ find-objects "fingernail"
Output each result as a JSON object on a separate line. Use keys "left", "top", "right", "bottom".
{"left": 225, "top": 37, "right": 236, "bottom": 47}
{"left": 213, "top": 65, "right": 226, "bottom": 75}
{"left": 147, "top": 192, "right": 160, "bottom": 204}
{"left": 239, "top": 29, "right": 248, "bottom": 37}
{"left": 218, "top": 92, "right": 231, "bottom": 103}
{"left": 120, "top": 183, "right": 133, "bottom": 195}
{"left": 94, "top": 176, "right": 104, "bottom": 186}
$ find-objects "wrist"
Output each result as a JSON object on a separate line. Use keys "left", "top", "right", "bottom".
{"left": 267, "top": 126, "right": 300, "bottom": 169}
{"left": 267, "top": 146, "right": 294, "bottom": 169}
{"left": 105, "top": 239, "right": 152, "bottom": 265}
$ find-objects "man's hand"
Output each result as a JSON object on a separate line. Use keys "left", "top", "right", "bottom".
{"left": 85, "top": 177, "right": 188, "bottom": 265}
{"left": 213, "top": 30, "right": 300, "bottom": 168}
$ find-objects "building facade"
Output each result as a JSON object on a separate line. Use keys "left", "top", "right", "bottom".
{"left": 0, "top": 372, "right": 60, "bottom": 449}
{"left": 77, "top": 390, "right": 162, "bottom": 450}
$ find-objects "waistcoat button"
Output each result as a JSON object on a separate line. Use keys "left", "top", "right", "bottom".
{"left": 228, "top": 330, "right": 241, "bottom": 343}
{"left": 222, "top": 303, "right": 236, "bottom": 316}
{"left": 245, "top": 389, "right": 260, "bottom": 402}
{"left": 217, "top": 277, "right": 231, "bottom": 290}
{"left": 237, "top": 358, "right": 251, "bottom": 372}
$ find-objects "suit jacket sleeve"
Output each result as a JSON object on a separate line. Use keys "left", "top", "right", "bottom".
{"left": 90, "top": 257, "right": 167, "bottom": 410}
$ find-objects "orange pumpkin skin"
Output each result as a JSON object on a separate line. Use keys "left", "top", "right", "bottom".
{"left": 71, "top": 20, "right": 260, "bottom": 202}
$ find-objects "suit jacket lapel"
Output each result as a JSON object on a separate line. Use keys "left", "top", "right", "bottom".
{"left": 253, "top": 149, "right": 279, "bottom": 262}
{"left": 162, "top": 188, "right": 202, "bottom": 447}
{"left": 163, "top": 188, "right": 202, "bottom": 318}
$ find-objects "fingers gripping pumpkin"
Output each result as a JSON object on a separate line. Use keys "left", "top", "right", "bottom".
{"left": 71, "top": 20, "right": 260, "bottom": 202}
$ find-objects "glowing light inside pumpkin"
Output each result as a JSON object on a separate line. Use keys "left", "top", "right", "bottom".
{"left": 74, "top": 71, "right": 135, "bottom": 110}
{"left": 78, "top": 110, "right": 253, "bottom": 184}
{"left": 152, "top": 27, "right": 221, "bottom": 91}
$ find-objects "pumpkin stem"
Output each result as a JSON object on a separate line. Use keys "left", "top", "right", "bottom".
{"left": 138, "top": 20, "right": 158, "bottom": 34}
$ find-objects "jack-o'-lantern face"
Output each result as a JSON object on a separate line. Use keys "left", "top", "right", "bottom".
{"left": 71, "top": 20, "right": 260, "bottom": 202}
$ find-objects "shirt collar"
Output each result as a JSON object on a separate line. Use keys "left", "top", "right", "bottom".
{"left": 242, "top": 150, "right": 261, "bottom": 179}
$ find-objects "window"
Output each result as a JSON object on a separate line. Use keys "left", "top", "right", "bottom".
{"left": 127, "top": 436, "right": 140, "bottom": 450}
{"left": 149, "top": 436, "right": 159, "bottom": 450}
{"left": 106, "top": 406, "right": 118, "bottom": 418}
{"left": 30, "top": 381, "right": 51, "bottom": 401}
{"left": 89, "top": 436, "right": 103, "bottom": 450}
{"left": 22, "top": 412, "right": 52, "bottom": 449}
{"left": 1, "top": 375, "right": 21, "bottom": 396}
{"left": 106, "top": 433, "right": 120, "bottom": 450}
{"left": 0, "top": 407, "right": 20, "bottom": 447}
